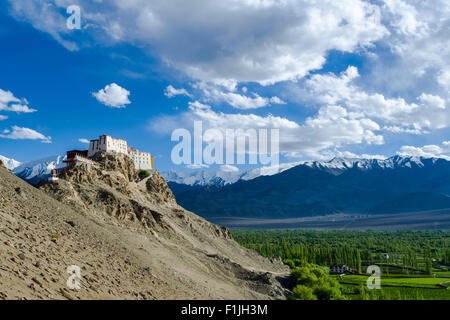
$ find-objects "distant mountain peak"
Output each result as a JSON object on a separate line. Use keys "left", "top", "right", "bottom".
{"left": 0, "top": 155, "right": 21, "bottom": 170}
{"left": 12, "top": 155, "right": 66, "bottom": 184}
{"left": 162, "top": 161, "right": 303, "bottom": 186}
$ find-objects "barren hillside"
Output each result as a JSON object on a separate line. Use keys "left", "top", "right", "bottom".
{"left": 0, "top": 155, "right": 290, "bottom": 300}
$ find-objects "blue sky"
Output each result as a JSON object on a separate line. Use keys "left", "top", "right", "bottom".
{"left": 0, "top": 0, "right": 449, "bottom": 172}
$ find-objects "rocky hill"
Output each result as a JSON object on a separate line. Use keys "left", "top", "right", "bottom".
{"left": 0, "top": 155, "right": 290, "bottom": 300}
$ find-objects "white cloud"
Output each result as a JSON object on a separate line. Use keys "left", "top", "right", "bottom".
{"left": 149, "top": 101, "right": 383, "bottom": 159}
{"left": 0, "top": 115, "right": 7, "bottom": 120}
{"left": 397, "top": 141, "right": 450, "bottom": 160}
{"left": 78, "top": 138, "right": 90, "bottom": 144}
{"left": 382, "top": 0, "right": 425, "bottom": 36}
{"left": 7, "top": 0, "right": 387, "bottom": 85}
{"left": 194, "top": 82, "right": 287, "bottom": 109}
{"left": 0, "top": 88, "right": 37, "bottom": 113}
{"left": 164, "top": 85, "right": 193, "bottom": 99}
{"left": 93, "top": 83, "right": 131, "bottom": 108}
{"left": 269, "top": 96, "right": 286, "bottom": 105}
{"left": 299, "top": 66, "right": 449, "bottom": 132}
{"left": 186, "top": 164, "right": 209, "bottom": 169}
{"left": 367, "top": 0, "right": 450, "bottom": 96}
{"left": 220, "top": 165, "right": 239, "bottom": 173}
{"left": 6, "top": 0, "right": 80, "bottom": 51}
{"left": 0, "top": 126, "right": 51, "bottom": 143}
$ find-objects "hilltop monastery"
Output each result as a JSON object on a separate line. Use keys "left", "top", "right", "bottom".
{"left": 87, "top": 135, "right": 154, "bottom": 170}
{"left": 50, "top": 135, "right": 153, "bottom": 181}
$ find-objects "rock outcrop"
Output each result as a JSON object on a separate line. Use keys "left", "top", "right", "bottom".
{"left": 39, "top": 152, "right": 177, "bottom": 232}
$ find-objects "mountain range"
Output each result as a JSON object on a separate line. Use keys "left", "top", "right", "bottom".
{"left": 165, "top": 156, "right": 450, "bottom": 220}
{"left": 161, "top": 162, "right": 302, "bottom": 187}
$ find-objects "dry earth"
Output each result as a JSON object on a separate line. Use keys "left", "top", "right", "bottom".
{"left": 0, "top": 155, "right": 290, "bottom": 300}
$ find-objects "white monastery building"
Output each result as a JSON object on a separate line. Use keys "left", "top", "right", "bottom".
{"left": 88, "top": 135, "right": 154, "bottom": 170}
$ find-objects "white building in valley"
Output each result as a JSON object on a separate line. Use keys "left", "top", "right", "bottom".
{"left": 88, "top": 135, "right": 153, "bottom": 170}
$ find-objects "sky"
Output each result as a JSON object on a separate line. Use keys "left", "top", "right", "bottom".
{"left": 0, "top": 0, "right": 449, "bottom": 172}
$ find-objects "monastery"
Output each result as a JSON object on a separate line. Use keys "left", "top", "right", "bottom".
{"left": 87, "top": 134, "right": 154, "bottom": 170}
{"left": 50, "top": 135, "right": 154, "bottom": 181}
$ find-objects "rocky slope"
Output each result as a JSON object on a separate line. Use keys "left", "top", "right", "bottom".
{"left": 0, "top": 155, "right": 290, "bottom": 300}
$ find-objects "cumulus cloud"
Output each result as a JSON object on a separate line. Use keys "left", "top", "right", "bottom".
{"left": 93, "top": 83, "right": 131, "bottom": 108}
{"left": 194, "top": 82, "right": 287, "bottom": 109}
{"left": 397, "top": 141, "right": 450, "bottom": 160}
{"left": 186, "top": 164, "right": 209, "bottom": 169}
{"left": 164, "top": 85, "right": 193, "bottom": 99}
{"left": 149, "top": 101, "right": 383, "bottom": 159}
{"left": 78, "top": 138, "right": 90, "bottom": 144}
{"left": 0, "top": 126, "right": 51, "bottom": 143}
{"left": 298, "top": 66, "right": 449, "bottom": 133}
{"left": 0, "top": 88, "right": 37, "bottom": 113}
{"left": 7, "top": 0, "right": 387, "bottom": 85}
{"left": 367, "top": 0, "right": 450, "bottom": 96}
{"left": 220, "top": 165, "right": 239, "bottom": 173}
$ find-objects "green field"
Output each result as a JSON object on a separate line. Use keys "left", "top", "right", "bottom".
{"left": 340, "top": 283, "right": 450, "bottom": 300}
{"left": 334, "top": 274, "right": 450, "bottom": 288}
{"left": 233, "top": 230, "right": 450, "bottom": 300}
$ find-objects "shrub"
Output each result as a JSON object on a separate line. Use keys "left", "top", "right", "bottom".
{"left": 138, "top": 170, "right": 150, "bottom": 180}
{"left": 290, "top": 263, "right": 345, "bottom": 300}
{"left": 283, "top": 259, "right": 295, "bottom": 269}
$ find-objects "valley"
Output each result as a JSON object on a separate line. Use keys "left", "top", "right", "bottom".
{"left": 210, "top": 209, "right": 450, "bottom": 230}
{"left": 165, "top": 156, "right": 450, "bottom": 230}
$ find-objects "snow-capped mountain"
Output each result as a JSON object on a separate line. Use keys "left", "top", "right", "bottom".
{"left": 166, "top": 155, "right": 450, "bottom": 220}
{"left": 303, "top": 155, "right": 436, "bottom": 174}
{"left": 162, "top": 161, "right": 303, "bottom": 186}
{"left": 0, "top": 155, "right": 21, "bottom": 170}
{"left": 162, "top": 170, "right": 243, "bottom": 186}
{"left": 13, "top": 155, "right": 66, "bottom": 184}
{"left": 162, "top": 156, "right": 435, "bottom": 187}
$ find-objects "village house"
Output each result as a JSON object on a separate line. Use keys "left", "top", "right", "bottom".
{"left": 329, "top": 264, "right": 351, "bottom": 274}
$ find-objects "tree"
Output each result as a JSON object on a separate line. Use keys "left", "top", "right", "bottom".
{"left": 356, "top": 250, "right": 362, "bottom": 273}
{"left": 292, "top": 285, "right": 317, "bottom": 300}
